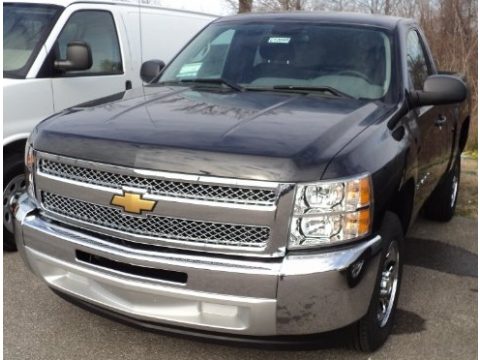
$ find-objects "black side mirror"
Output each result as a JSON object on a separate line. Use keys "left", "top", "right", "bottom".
{"left": 140, "top": 60, "right": 165, "bottom": 83}
{"left": 54, "top": 41, "right": 92, "bottom": 72}
{"left": 409, "top": 74, "right": 467, "bottom": 107}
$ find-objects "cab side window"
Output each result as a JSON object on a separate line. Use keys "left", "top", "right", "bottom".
{"left": 55, "top": 10, "right": 122, "bottom": 75}
{"left": 406, "top": 30, "right": 430, "bottom": 90}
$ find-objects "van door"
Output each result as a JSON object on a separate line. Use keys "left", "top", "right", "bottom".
{"left": 42, "top": 6, "right": 131, "bottom": 111}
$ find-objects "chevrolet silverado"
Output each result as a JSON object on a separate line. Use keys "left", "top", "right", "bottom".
{"left": 11, "top": 12, "right": 469, "bottom": 351}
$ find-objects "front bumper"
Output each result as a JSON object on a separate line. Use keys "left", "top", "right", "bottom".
{"left": 14, "top": 193, "right": 382, "bottom": 337}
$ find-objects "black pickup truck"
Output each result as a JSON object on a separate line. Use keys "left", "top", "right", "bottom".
{"left": 11, "top": 12, "right": 469, "bottom": 352}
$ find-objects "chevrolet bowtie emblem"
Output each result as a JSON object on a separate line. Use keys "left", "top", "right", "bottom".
{"left": 111, "top": 192, "right": 156, "bottom": 215}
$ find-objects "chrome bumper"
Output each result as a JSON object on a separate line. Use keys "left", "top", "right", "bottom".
{"left": 14, "top": 193, "right": 382, "bottom": 336}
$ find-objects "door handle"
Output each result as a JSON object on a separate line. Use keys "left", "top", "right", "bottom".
{"left": 435, "top": 114, "right": 447, "bottom": 127}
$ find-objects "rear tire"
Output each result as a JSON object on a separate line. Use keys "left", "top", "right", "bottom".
{"left": 352, "top": 212, "right": 404, "bottom": 352}
{"left": 3, "top": 152, "right": 26, "bottom": 252}
{"left": 423, "top": 156, "right": 460, "bottom": 222}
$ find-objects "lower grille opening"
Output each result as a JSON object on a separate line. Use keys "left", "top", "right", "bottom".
{"left": 76, "top": 250, "right": 188, "bottom": 284}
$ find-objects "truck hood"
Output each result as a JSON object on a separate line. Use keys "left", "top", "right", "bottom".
{"left": 32, "top": 86, "right": 392, "bottom": 182}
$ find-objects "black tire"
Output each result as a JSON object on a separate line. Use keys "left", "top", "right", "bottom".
{"left": 352, "top": 212, "right": 404, "bottom": 352}
{"left": 3, "top": 151, "right": 26, "bottom": 252}
{"left": 423, "top": 157, "right": 461, "bottom": 222}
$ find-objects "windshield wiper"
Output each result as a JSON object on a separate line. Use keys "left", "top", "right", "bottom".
{"left": 160, "top": 78, "right": 243, "bottom": 92}
{"left": 255, "top": 85, "right": 354, "bottom": 99}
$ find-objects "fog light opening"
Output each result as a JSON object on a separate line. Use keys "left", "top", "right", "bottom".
{"left": 346, "top": 256, "right": 367, "bottom": 287}
{"left": 351, "top": 259, "right": 365, "bottom": 279}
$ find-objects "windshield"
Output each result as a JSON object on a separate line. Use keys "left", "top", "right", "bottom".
{"left": 3, "top": 3, "right": 62, "bottom": 78}
{"left": 159, "top": 22, "right": 393, "bottom": 100}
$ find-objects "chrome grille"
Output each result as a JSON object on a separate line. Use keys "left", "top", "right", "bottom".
{"left": 42, "top": 192, "right": 270, "bottom": 248}
{"left": 39, "top": 159, "right": 276, "bottom": 206}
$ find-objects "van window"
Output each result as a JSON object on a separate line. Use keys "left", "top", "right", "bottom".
{"left": 3, "top": 3, "right": 61, "bottom": 78}
{"left": 55, "top": 10, "right": 122, "bottom": 75}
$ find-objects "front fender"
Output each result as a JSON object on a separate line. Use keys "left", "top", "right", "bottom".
{"left": 321, "top": 113, "right": 417, "bottom": 233}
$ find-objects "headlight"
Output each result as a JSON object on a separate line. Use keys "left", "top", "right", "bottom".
{"left": 24, "top": 140, "right": 36, "bottom": 201}
{"left": 289, "top": 175, "right": 372, "bottom": 248}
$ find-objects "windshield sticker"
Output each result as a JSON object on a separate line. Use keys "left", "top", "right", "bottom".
{"left": 268, "top": 37, "right": 291, "bottom": 44}
{"left": 177, "top": 63, "right": 202, "bottom": 78}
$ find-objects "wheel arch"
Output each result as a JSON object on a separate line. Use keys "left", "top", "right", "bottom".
{"left": 384, "top": 177, "right": 415, "bottom": 235}
{"left": 3, "top": 136, "right": 28, "bottom": 160}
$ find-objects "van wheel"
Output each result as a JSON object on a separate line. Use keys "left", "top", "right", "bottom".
{"left": 3, "top": 152, "right": 26, "bottom": 252}
{"left": 352, "top": 212, "right": 404, "bottom": 352}
{"left": 424, "top": 156, "right": 460, "bottom": 222}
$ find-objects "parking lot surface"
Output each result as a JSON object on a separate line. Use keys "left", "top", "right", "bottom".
{"left": 4, "top": 159, "right": 478, "bottom": 359}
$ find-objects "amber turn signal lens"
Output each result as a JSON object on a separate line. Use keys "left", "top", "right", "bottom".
{"left": 344, "top": 208, "right": 370, "bottom": 238}
{"left": 26, "top": 153, "right": 35, "bottom": 168}
{"left": 345, "top": 176, "right": 371, "bottom": 210}
{"left": 357, "top": 208, "right": 371, "bottom": 235}
{"left": 359, "top": 177, "right": 371, "bottom": 207}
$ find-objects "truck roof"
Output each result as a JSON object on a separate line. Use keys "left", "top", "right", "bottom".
{"left": 217, "top": 11, "right": 411, "bottom": 30}
{"left": 6, "top": 0, "right": 218, "bottom": 18}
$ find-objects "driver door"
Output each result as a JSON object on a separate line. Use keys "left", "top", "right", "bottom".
{"left": 42, "top": 6, "right": 129, "bottom": 111}
{"left": 407, "top": 29, "right": 451, "bottom": 205}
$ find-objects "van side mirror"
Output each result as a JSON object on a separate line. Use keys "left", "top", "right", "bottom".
{"left": 408, "top": 74, "right": 467, "bottom": 107}
{"left": 54, "top": 41, "right": 92, "bottom": 72}
{"left": 140, "top": 60, "right": 165, "bottom": 83}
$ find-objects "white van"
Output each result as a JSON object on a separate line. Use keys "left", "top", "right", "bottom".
{"left": 3, "top": 0, "right": 215, "bottom": 247}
